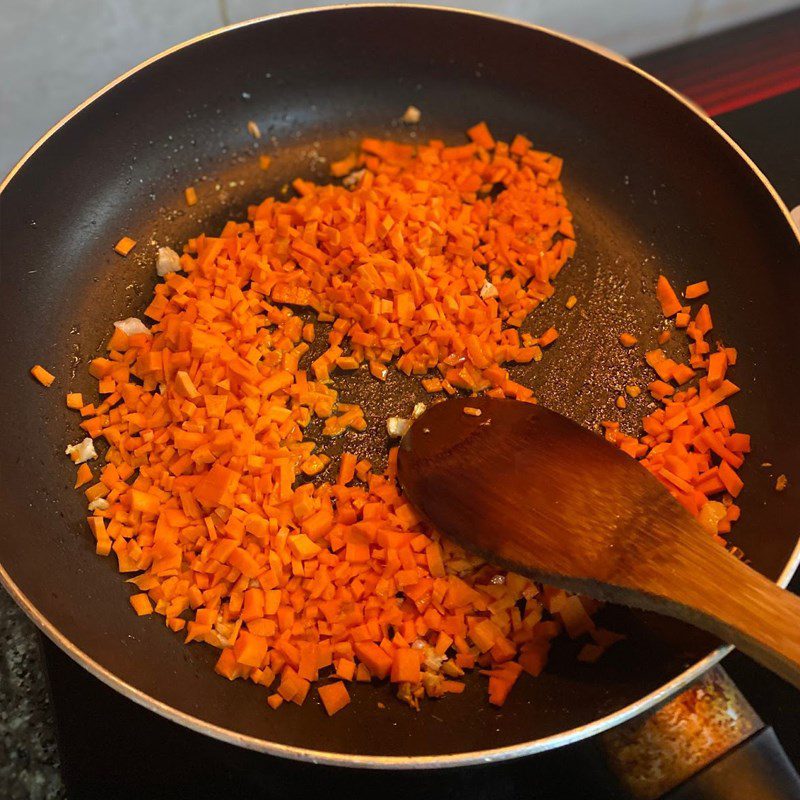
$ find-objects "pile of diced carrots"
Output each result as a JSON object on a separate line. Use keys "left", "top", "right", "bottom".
{"left": 607, "top": 275, "right": 747, "bottom": 540}
{"left": 57, "top": 123, "right": 746, "bottom": 716}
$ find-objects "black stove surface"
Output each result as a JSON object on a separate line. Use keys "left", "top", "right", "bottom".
{"left": 40, "top": 86, "right": 800, "bottom": 800}
{"left": 713, "top": 90, "right": 800, "bottom": 205}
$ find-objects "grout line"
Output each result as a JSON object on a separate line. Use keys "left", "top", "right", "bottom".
{"left": 217, "top": 0, "right": 231, "bottom": 27}
{"left": 687, "top": 0, "right": 706, "bottom": 38}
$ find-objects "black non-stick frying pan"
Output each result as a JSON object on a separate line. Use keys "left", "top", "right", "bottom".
{"left": 2, "top": 5, "right": 800, "bottom": 768}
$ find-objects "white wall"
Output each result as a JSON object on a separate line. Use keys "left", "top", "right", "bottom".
{"left": 1, "top": 0, "right": 798, "bottom": 176}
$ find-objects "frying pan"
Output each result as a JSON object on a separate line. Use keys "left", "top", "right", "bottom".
{"left": 2, "top": 4, "right": 800, "bottom": 769}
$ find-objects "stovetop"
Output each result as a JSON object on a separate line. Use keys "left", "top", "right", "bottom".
{"left": 26, "top": 11, "right": 800, "bottom": 800}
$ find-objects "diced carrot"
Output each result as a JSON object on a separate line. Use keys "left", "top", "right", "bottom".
{"left": 229, "top": 547, "right": 261, "bottom": 579}
{"left": 114, "top": 236, "right": 136, "bottom": 256}
{"left": 234, "top": 630, "right": 267, "bottom": 668}
{"left": 510, "top": 134, "right": 531, "bottom": 155}
{"left": 390, "top": 648, "right": 421, "bottom": 683}
{"left": 466, "top": 121, "right": 496, "bottom": 149}
{"left": 335, "top": 659, "right": 356, "bottom": 681}
{"left": 718, "top": 461, "right": 743, "bottom": 497}
{"left": 354, "top": 642, "right": 393, "bottom": 680}
{"left": 130, "top": 489, "right": 160, "bottom": 515}
{"left": 707, "top": 351, "right": 727, "bottom": 389}
{"left": 649, "top": 380, "right": 674, "bottom": 399}
{"left": 289, "top": 534, "right": 321, "bottom": 561}
{"left": 685, "top": 280, "right": 709, "bottom": 299}
{"left": 318, "top": 681, "right": 351, "bottom": 716}
{"left": 656, "top": 275, "right": 682, "bottom": 317}
{"left": 455, "top": 653, "right": 475, "bottom": 670}
{"left": 31, "top": 365, "right": 55, "bottom": 387}
{"left": 486, "top": 662, "right": 522, "bottom": 706}
{"left": 130, "top": 593, "right": 153, "bottom": 616}
{"left": 337, "top": 452, "right": 357, "bottom": 485}
{"left": 518, "top": 645, "right": 549, "bottom": 676}
{"left": 671, "top": 364, "right": 695, "bottom": 386}
{"left": 538, "top": 327, "right": 559, "bottom": 347}
{"left": 695, "top": 304, "right": 713, "bottom": 334}
{"left": 74, "top": 463, "right": 92, "bottom": 488}
{"left": 193, "top": 463, "right": 240, "bottom": 508}
{"left": 726, "top": 433, "right": 750, "bottom": 453}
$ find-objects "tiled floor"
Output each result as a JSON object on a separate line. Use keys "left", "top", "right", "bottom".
{"left": 1, "top": 0, "right": 797, "bottom": 178}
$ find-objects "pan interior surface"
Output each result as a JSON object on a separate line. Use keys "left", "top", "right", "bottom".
{"left": 1, "top": 7, "right": 799, "bottom": 762}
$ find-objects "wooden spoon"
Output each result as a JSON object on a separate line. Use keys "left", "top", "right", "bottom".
{"left": 397, "top": 396, "right": 800, "bottom": 688}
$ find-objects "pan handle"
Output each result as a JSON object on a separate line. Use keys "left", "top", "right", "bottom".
{"left": 601, "top": 665, "right": 800, "bottom": 799}
{"left": 663, "top": 726, "right": 800, "bottom": 800}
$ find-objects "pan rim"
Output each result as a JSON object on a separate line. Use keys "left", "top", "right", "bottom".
{"left": 2, "top": 2, "right": 800, "bottom": 769}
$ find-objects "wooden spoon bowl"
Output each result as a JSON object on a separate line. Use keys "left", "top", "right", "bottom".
{"left": 397, "top": 397, "right": 800, "bottom": 688}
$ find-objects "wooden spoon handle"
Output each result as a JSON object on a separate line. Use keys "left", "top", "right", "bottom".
{"left": 613, "top": 531, "right": 800, "bottom": 689}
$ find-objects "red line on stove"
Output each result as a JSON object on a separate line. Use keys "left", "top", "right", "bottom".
{"left": 678, "top": 50, "right": 800, "bottom": 99}
{"left": 706, "top": 75, "right": 800, "bottom": 116}
{"left": 699, "top": 63, "right": 800, "bottom": 111}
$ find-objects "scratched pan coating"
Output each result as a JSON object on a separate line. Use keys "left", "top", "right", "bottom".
{"left": 1, "top": 6, "right": 799, "bottom": 765}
